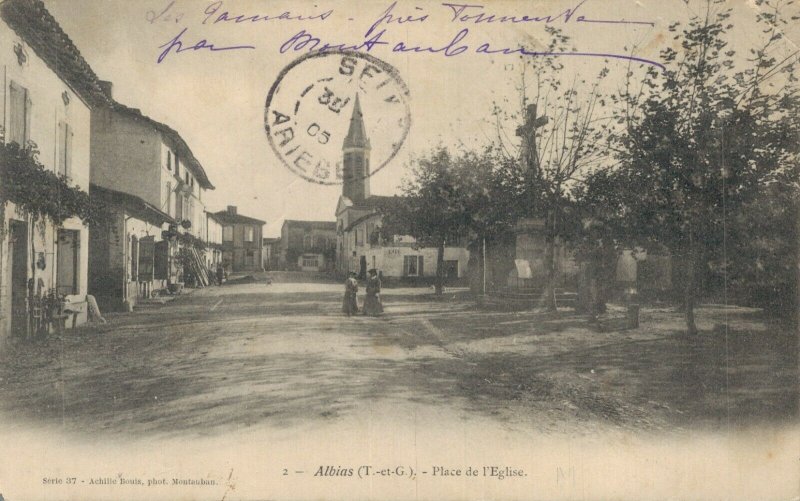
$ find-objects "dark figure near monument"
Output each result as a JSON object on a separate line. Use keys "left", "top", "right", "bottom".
{"left": 363, "top": 269, "right": 384, "bottom": 316}
{"left": 343, "top": 272, "right": 359, "bottom": 316}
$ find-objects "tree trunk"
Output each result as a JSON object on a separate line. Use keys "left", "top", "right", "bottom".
{"left": 544, "top": 210, "right": 557, "bottom": 312}
{"left": 684, "top": 245, "right": 698, "bottom": 336}
{"left": 435, "top": 239, "right": 445, "bottom": 295}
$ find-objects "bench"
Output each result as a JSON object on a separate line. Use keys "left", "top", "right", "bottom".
{"left": 55, "top": 300, "right": 87, "bottom": 333}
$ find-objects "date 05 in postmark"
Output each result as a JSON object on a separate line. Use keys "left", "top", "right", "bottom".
{"left": 264, "top": 50, "right": 411, "bottom": 185}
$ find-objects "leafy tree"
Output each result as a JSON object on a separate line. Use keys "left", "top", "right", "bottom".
{"left": 727, "top": 182, "right": 798, "bottom": 323}
{"left": 584, "top": 0, "right": 799, "bottom": 334}
{"left": 381, "top": 147, "right": 475, "bottom": 295}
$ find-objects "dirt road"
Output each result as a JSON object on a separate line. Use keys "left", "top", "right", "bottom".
{"left": 0, "top": 279, "right": 795, "bottom": 439}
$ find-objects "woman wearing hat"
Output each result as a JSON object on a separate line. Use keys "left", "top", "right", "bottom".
{"left": 363, "top": 269, "right": 384, "bottom": 316}
{"left": 342, "top": 272, "right": 359, "bottom": 316}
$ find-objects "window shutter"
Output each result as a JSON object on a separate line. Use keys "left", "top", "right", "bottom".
{"left": 66, "top": 125, "right": 73, "bottom": 179}
{"left": 57, "top": 121, "right": 72, "bottom": 178}
{"left": 418, "top": 256, "right": 424, "bottom": 276}
{"left": 24, "top": 90, "right": 31, "bottom": 144}
{"left": 8, "top": 82, "right": 27, "bottom": 145}
{"left": 154, "top": 241, "right": 169, "bottom": 279}
{"left": 138, "top": 236, "right": 155, "bottom": 282}
{"left": 57, "top": 121, "right": 67, "bottom": 176}
{"left": 176, "top": 194, "right": 183, "bottom": 220}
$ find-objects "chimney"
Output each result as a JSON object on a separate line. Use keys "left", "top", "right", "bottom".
{"left": 227, "top": 205, "right": 237, "bottom": 215}
{"left": 99, "top": 80, "right": 113, "bottom": 99}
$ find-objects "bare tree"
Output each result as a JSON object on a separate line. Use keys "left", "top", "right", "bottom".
{"left": 494, "top": 27, "right": 612, "bottom": 310}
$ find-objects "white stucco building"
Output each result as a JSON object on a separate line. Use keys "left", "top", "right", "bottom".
{"left": 0, "top": 0, "right": 107, "bottom": 340}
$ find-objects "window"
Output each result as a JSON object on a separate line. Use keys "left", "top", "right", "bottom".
{"left": 167, "top": 151, "right": 172, "bottom": 171}
{"left": 8, "top": 81, "right": 31, "bottom": 145}
{"left": 355, "top": 228, "right": 364, "bottom": 246}
{"left": 178, "top": 196, "right": 191, "bottom": 223}
{"left": 403, "top": 255, "right": 424, "bottom": 277}
{"left": 245, "top": 250, "right": 255, "bottom": 266}
{"left": 223, "top": 226, "right": 233, "bottom": 241}
{"left": 57, "top": 121, "right": 72, "bottom": 178}
{"left": 303, "top": 234, "right": 312, "bottom": 250}
{"left": 245, "top": 226, "right": 254, "bottom": 242}
{"left": 302, "top": 255, "right": 319, "bottom": 268}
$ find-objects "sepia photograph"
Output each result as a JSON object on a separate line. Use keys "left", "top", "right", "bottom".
{"left": 0, "top": 0, "right": 797, "bottom": 499}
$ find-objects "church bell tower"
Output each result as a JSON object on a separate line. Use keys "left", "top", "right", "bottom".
{"left": 342, "top": 94, "right": 371, "bottom": 203}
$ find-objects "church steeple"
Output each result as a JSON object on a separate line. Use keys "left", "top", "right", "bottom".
{"left": 343, "top": 94, "right": 370, "bottom": 149}
{"left": 342, "top": 94, "right": 371, "bottom": 203}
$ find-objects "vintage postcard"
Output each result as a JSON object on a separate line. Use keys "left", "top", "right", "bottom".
{"left": 0, "top": 0, "right": 797, "bottom": 499}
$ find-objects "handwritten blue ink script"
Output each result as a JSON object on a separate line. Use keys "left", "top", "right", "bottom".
{"left": 154, "top": 0, "right": 663, "bottom": 70}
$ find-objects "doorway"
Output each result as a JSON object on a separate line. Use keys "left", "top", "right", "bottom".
{"left": 443, "top": 260, "right": 459, "bottom": 283}
{"left": 359, "top": 255, "right": 367, "bottom": 279}
{"left": 9, "top": 220, "right": 28, "bottom": 337}
{"left": 57, "top": 229, "right": 80, "bottom": 295}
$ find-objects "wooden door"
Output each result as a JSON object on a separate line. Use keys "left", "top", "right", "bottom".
{"left": 9, "top": 220, "right": 28, "bottom": 337}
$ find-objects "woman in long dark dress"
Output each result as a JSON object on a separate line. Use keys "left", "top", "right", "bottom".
{"left": 363, "top": 269, "right": 384, "bottom": 316}
{"left": 342, "top": 272, "right": 359, "bottom": 316}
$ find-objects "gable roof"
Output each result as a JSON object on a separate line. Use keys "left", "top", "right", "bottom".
{"left": 212, "top": 210, "right": 265, "bottom": 226}
{"left": 110, "top": 102, "right": 214, "bottom": 190}
{"left": 282, "top": 219, "right": 336, "bottom": 231}
{"left": 0, "top": 0, "right": 110, "bottom": 108}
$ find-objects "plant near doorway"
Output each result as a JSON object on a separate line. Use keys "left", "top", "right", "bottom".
{"left": 0, "top": 141, "right": 102, "bottom": 321}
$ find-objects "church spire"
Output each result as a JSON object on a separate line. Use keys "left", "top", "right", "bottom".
{"left": 341, "top": 93, "right": 371, "bottom": 203}
{"left": 343, "top": 93, "right": 370, "bottom": 150}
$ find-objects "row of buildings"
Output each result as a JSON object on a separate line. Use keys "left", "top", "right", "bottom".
{"left": 0, "top": 0, "right": 264, "bottom": 341}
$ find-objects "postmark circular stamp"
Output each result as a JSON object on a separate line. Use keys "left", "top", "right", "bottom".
{"left": 264, "top": 50, "right": 411, "bottom": 185}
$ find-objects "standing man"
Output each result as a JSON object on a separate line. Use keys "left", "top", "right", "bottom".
{"left": 342, "top": 272, "right": 359, "bottom": 316}
{"left": 363, "top": 269, "right": 384, "bottom": 316}
{"left": 216, "top": 263, "right": 225, "bottom": 285}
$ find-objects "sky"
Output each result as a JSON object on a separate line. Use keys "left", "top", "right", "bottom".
{"left": 43, "top": 0, "right": 797, "bottom": 237}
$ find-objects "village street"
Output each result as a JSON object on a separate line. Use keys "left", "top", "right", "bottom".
{"left": 0, "top": 273, "right": 795, "bottom": 441}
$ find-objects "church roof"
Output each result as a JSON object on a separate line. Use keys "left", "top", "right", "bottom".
{"left": 344, "top": 212, "right": 381, "bottom": 232}
{"left": 351, "top": 195, "right": 405, "bottom": 211}
{"left": 342, "top": 195, "right": 407, "bottom": 232}
{"left": 343, "top": 94, "right": 370, "bottom": 149}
